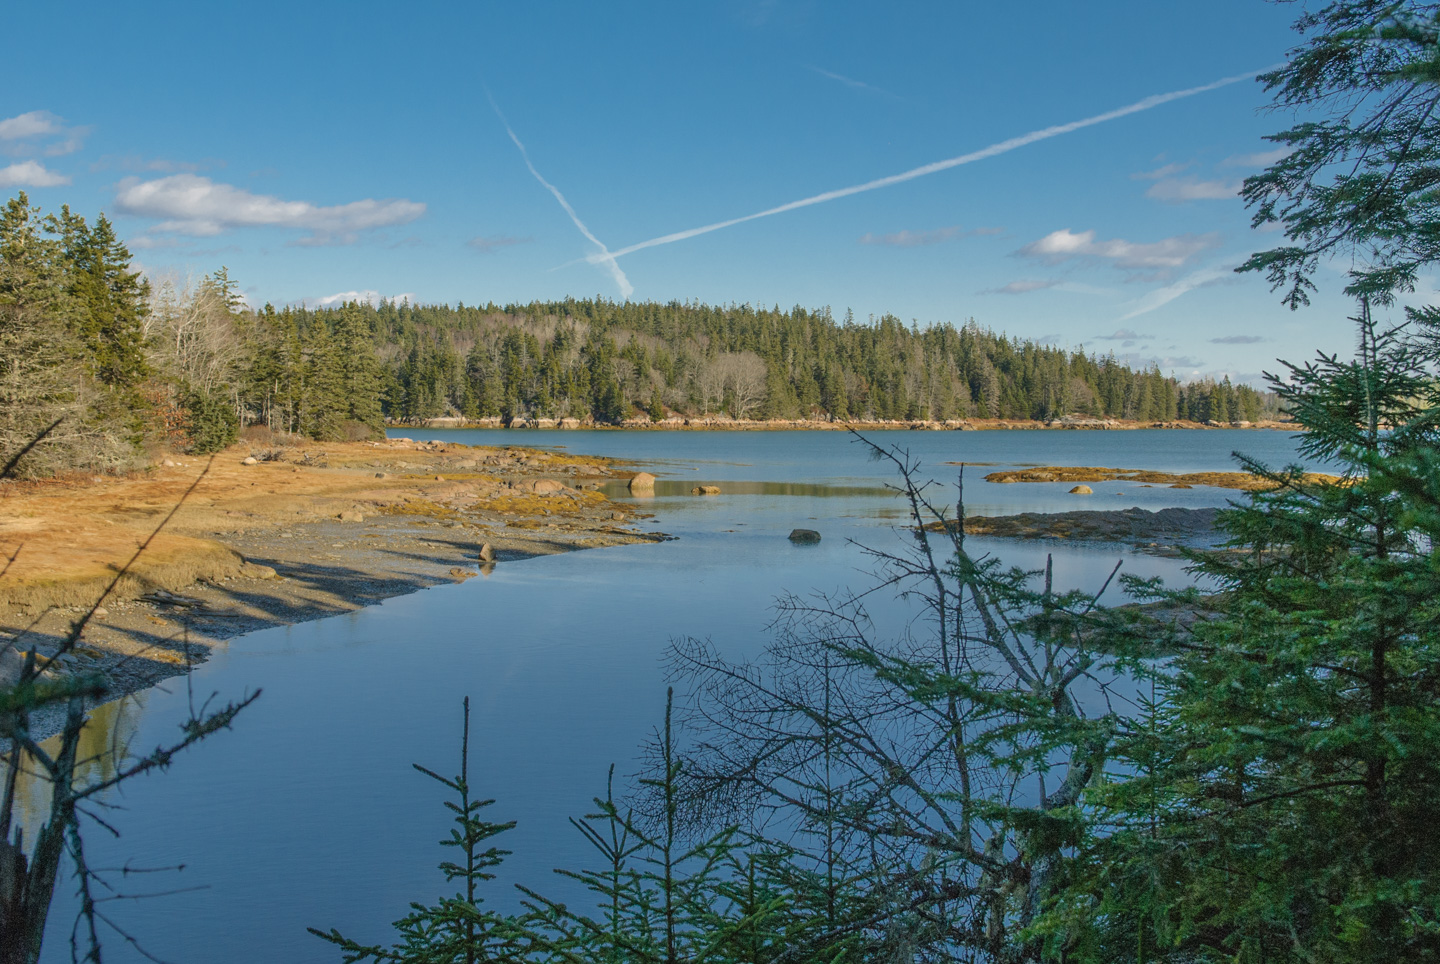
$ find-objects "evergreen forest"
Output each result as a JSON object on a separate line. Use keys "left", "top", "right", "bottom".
{"left": 0, "top": 193, "right": 1270, "bottom": 478}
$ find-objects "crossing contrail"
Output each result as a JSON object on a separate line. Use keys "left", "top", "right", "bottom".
{"left": 585, "top": 66, "right": 1274, "bottom": 268}
{"left": 485, "top": 90, "right": 634, "bottom": 298}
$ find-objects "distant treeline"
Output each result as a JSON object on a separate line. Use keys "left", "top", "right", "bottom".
{"left": 0, "top": 193, "right": 1277, "bottom": 475}
{"left": 331, "top": 297, "right": 1276, "bottom": 425}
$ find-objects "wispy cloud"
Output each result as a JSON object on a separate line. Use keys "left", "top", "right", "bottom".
{"left": 468, "top": 234, "right": 531, "bottom": 253}
{"left": 808, "top": 65, "right": 896, "bottom": 98}
{"left": 1114, "top": 353, "right": 1206, "bottom": 373}
{"left": 859, "top": 225, "right": 1001, "bottom": 247}
{"left": 1221, "top": 147, "right": 1290, "bottom": 168}
{"left": 1210, "top": 334, "right": 1266, "bottom": 344}
{"left": 90, "top": 154, "right": 220, "bottom": 174}
{"left": 1097, "top": 328, "right": 1152, "bottom": 341}
{"left": 0, "top": 160, "right": 70, "bottom": 188}
{"left": 1131, "top": 162, "right": 1190, "bottom": 180}
{"left": 113, "top": 174, "right": 424, "bottom": 245}
{"left": 1145, "top": 177, "right": 1241, "bottom": 202}
{"left": 982, "top": 278, "right": 1060, "bottom": 295}
{"left": 1119, "top": 260, "right": 1240, "bottom": 320}
{"left": 584, "top": 67, "right": 1272, "bottom": 267}
{"left": 0, "top": 110, "right": 88, "bottom": 157}
{"left": 1016, "top": 228, "right": 1220, "bottom": 277}
{"left": 486, "top": 89, "right": 632, "bottom": 299}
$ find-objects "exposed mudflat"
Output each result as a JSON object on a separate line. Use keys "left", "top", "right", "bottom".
{"left": 0, "top": 437, "right": 664, "bottom": 741}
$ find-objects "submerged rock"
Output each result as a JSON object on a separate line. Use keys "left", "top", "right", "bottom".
{"left": 788, "top": 528, "right": 822, "bottom": 544}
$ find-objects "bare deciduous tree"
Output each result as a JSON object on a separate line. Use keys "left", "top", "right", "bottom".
{"left": 0, "top": 457, "right": 258, "bottom": 964}
{"left": 669, "top": 437, "right": 1121, "bottom": 961}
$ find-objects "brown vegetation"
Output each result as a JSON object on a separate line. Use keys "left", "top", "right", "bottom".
{"left": 0, "top": 437, "right": 655, "bottom": 739}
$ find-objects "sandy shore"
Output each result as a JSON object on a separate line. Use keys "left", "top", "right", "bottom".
{"left": 0, "top": 437, "right": 664, "bottom": 741}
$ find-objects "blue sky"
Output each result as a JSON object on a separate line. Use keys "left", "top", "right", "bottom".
{"left": 0, "top": 1, "right": 1381, "bottom": 383}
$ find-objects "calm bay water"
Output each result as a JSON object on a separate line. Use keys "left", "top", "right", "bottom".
{"left": 35, "top": 429, "right": 1314, "bottom": 962}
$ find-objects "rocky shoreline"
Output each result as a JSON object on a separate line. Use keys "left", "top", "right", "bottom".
{"left": 405, "top": 415, "right": 1294, "bottom": 432}
{"left": 925, "top": 506, "right": 1226, "bottom": 557}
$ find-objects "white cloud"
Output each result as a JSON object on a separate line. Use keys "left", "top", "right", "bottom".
{"left": 467, "top": 235, "right": 531, "bottom": 253}
{"left": 1097, "top": 328, "right": 1152, "bottom": 340}
{"left": 113, "top": 174, "right": 425, "bottom": 245}
{"left": 1016, "top": 228, "right": 1221, "bottom": 275}
{"left": 0, "top": 111, "right": 63, "bottom": 140}
{"left": 1221, "top": 147, "right": 1290, "bottom": 168}
{"left": 1210, "top": 334, "right": 1266, "bottom": 344}
{"left": 1145, "top": 177, "right": 1241, "bottom": 202}
{"left": 0, "top": 111, "right": 88, "bottom": 157}
{"left": 0, "top": 160, "right": 70, "bottom": 188}
{"left": 312, "top": 290, "right": 415, "bottom": 308}
{"left": 1131, "top": 162, "right": 1190, "bottom": 180}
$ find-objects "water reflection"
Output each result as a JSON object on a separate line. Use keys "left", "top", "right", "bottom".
{"left": 601, "top": 479, "right": 895, "bottom": 500}
{"left": 4, "top": 692, "right": 147, "bottom": 837}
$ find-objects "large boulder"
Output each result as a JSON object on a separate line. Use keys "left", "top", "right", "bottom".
{"left": 628, "top": 472, "right": 657, "bottom": 491}
{"left": 788, "top": 528, "right": 822, "bottom": 544}
{"left": 527, "top": 478, "right": 572, "bottom": 495}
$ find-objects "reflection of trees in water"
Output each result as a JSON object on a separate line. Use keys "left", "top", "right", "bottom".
{"left": 4, "top": 693, "right": 148, "bottom": 839}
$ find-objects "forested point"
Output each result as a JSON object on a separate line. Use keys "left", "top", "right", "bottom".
{"left": 0, "top": 191, "right": 1273, "bottom": 476}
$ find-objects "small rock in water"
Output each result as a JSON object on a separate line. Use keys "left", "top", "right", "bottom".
{"left": 1069, "top": 485, "right": 1093, "bottom": 495}
{"left": 788, "top": 528, "right": 822, "bottom": 544}
{"left": 477, "top": 542, "right": 495, "bottom": 562}
{"left": 628, "top": 472, "right": 656, "bottom": 491}
{"left": 692, "top": 485, "right": 721, "bottom": 495}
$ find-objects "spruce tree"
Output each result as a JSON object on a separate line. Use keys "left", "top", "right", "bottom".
{"left": 1070, "top": 300, "right": 1440, "bottom": 961}
{"left": 310, "top": 699, "right": 526, "bottom": 963}
{"left": 336, "top": 302, "right": 385, "bottom": 437}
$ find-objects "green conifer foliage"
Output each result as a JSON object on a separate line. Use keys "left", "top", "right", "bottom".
{"left": 1066, "top": 301, "right": 1440, "bottom": 961}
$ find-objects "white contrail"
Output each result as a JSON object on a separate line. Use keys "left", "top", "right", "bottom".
{"left": 485, "top": 90, "right": 634, "bottom": 298}
{"left": 587, "top": 67, "right": 1275, "bottom": 267}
